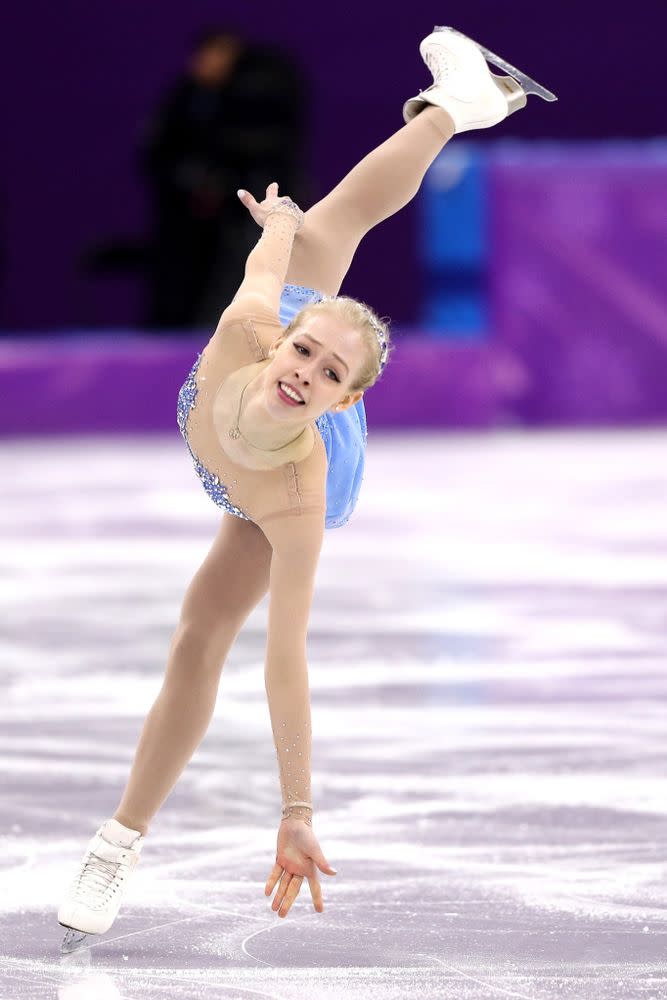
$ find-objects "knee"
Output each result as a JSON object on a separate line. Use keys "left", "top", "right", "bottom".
{"left": 167, "top": 621, "right": 232, "bottom": 681}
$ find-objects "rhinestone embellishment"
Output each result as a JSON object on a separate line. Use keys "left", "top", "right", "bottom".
{"left": 177, "top": 353, "right": 252, "bottom": 522}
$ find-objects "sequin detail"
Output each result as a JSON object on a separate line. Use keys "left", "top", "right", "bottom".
{"left": 265, "top": 198, "right": 304, "bottom": 230}
{"left": 274, "top": 721, "right": 312, "bottom": 824}
{"left": 176, "top": 353, "right": 252, "bottom": 521}
{"left": 282, "top": 283, "right": 325, "bottom": 305}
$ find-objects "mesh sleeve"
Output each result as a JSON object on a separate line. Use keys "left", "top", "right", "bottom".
{"left": 244, "top": 203, "right": 303, "bottom": 286}
{"left": 261, "top": 509, "right": 325, "bottom": 827}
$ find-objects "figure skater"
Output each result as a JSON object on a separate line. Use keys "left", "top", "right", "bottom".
{"left": 57, "top": 27, "right": 556, "bottom": 951}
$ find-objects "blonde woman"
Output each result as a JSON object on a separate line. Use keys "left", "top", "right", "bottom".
{"left": 58, "top": 27, "right": 555, "bottom": 951}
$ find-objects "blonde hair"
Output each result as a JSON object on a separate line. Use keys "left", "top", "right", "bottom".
{"left": 283, "top": 296, "right": 393, "bottom": 393}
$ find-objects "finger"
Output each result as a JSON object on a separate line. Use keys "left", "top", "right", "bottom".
{"left": 278, "top": 876, "right": 303, "bottom": 918}
{"left": 265, "top": 862, "right": 283, "bottom": 896}
{"left": 308, "top": 874, "right": 324, "bottom": 913}
{"left": 315, "top": 853, "right": 338, "bottom": 877}
{"left": 278, "top": 875, "right": 304, "bottom": 918}
{"left": 237, "top": 189, "right": 255, "bottom": 207}
{"left": 271, "top": 870, "right": 292, "bottom": 911}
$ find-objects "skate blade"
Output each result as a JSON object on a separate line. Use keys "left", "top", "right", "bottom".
{"left": 435, "top": 25, "right": 558, "bottom": 102}
{"left": 60, "top": 927, "right": 91, "bottom": 953}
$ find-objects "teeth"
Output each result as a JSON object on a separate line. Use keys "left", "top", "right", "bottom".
{"left": 279, "top": 382, "right": 303, "bottom": 403}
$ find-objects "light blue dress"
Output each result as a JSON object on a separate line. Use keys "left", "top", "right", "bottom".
{"left": 177, "top": 283, "right": 367, "bottom": 530}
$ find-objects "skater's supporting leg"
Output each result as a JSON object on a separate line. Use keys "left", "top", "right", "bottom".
{"left": 285, "top": 106, "right": 455, "bottom": 296}
{"left": 113, "top": 515, "right": 273, "bottom": 835}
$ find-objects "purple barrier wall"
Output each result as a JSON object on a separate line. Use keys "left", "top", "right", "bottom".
{"left": 3, "top": 146, "right": 666, "bottom": 434}
{"left": 0, "top": 334, "right": 521, "bottom": 434}
{"left": 490, "top": 144, "right": 667, "bottom": 424}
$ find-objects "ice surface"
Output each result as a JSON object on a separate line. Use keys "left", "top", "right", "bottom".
{"left": 1, "top": 430, "right": 666, "bottom": 999}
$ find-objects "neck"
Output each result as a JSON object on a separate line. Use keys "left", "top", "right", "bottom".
{"left": 239, "top": 364, "right": 310, "bottom": 452}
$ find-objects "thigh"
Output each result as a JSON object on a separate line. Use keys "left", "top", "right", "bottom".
{"left": 179, "top": 513, "right": 273, "bottom": 640}
{"left": 285, "top": 192, "right": 369, "bottom": 297}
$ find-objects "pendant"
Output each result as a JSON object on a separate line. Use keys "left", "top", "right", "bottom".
{"left": 228, "top": 426, "right": 241, "bottom": 439}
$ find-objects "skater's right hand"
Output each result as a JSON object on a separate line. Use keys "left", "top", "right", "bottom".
{"left": 265, "top": 817, "right": 337, "bottom": 917}
{"left": 237, "top": 182, "right": 300, "bottom": 229}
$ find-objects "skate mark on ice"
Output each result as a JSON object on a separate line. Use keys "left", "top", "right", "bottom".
{"left": 424, "top": 953, "right": 538, "bottom": 1000}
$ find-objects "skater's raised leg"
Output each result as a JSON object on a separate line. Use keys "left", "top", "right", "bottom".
{"left": 284, "top": 25, "right": 556, "bottom": 299}
{"left": 285, "top": 107, "right": 455, "bottom": 296}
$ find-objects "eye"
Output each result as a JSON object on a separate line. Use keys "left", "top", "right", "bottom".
{"left": 293, "top": 343, "right": 340, "bottom": 382}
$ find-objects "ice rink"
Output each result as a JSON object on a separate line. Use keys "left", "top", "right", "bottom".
{"left": 2, "top": 430, "right": 666, "bottom": 999}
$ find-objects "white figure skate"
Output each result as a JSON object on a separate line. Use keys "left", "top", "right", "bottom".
{"left": 58, "top": 818, "right": 144, "bottom": 953}
{"left": 403, "top": 26, "right": 557, "bottom": 132}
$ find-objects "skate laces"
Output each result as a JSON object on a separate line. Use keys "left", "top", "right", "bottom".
{"left": 424, "top": 46, "right": 455, "bottom": 86}
{"left": 71, "top": 850, "right": 126, "bottom": 906}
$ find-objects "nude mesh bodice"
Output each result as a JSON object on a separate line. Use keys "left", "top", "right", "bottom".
{"left": 176, "top": 301, "right": 328, "bottom": 532}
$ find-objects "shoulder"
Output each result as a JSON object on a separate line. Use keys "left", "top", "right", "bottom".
{"left": 257, "top": 503, "right": 326, "bottom": 562}
{"left": 214, "top": 293, "right": 285, "bottom": 360}
{"left": 260, "top": 506, "right": 326, "bottom": 648}
{"left": 216, "top": 293, "right": 284, "bottom": 336}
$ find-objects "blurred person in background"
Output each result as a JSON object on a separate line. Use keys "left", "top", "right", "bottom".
{"left": 142, "top": 26, "right": 308, "bottom": 330}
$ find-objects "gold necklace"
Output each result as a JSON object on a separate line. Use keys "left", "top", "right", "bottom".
{"left": 229, "top": 371, "right": 308, "bottom": 452}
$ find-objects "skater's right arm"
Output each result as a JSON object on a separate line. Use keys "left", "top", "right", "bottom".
{"left": 217, "top": 183, "right": 304, "bottom": 326}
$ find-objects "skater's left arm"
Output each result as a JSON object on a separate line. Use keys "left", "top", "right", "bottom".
{"left": 258, "top": 509, "right": 339, "bottom": 916}
{"left": 259, "top": 509, "right": 325, "bottom": 824}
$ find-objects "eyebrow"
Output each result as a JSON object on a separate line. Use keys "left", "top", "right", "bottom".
{"left": 299, "top": 333, "right": 349, "bottom": 374}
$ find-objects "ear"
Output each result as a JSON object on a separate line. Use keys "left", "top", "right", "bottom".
{"left": 268, "top": 335, "right": 286, "bottom": 357}
{"left": 332, "top": 390, "right": 364, "bottom": 413}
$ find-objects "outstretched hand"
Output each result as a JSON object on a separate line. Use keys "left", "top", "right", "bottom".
{"left": 265, "top": 817, "right": 337, "bottom": 917}
{"left": 237, "top": 181, "right": 291, "bottom": 229}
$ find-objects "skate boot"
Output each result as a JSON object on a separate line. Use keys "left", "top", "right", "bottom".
{"left": 403, "top": 26, "right": 557, "bottom": 132}
{"left": 58, "top": 818, "right": 144, "bottom": 953}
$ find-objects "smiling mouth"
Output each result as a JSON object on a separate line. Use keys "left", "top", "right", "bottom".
{"left": 277, "top": 381, "right": 306, "bottom": 405}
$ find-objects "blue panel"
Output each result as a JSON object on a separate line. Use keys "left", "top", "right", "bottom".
{"left": 418, "top": 143, "right": 488, "bottom": 337}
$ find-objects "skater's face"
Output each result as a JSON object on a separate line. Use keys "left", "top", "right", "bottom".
{"left": 267, "top": 314, "right": 365, "bottom": 419}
